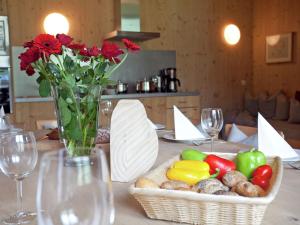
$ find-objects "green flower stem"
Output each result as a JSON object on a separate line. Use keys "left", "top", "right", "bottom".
{"left": 52, "top": 56, "right": 68, "bottom": 80}
{"left": 106, "top": 52, "right": 128, "bottom": 77}
{"left": 67, "top": 85, "right": 83, "bottom": 130}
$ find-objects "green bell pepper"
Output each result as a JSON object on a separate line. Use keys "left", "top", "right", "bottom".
{"left": 181, "top": 148, "right": 207, "bottom": 161}
{"left": 236, "top": 148, "right": 266, "bottom": 179}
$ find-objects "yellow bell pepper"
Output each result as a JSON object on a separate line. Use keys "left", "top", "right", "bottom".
{"left": 166, "top": 160, "right": 211, "bottom": 185}
{"left": 172, "top": 160, "right": 210, "bottom": 172}
{"left": 166, "top": 168, "right": 210, "bottom": 185}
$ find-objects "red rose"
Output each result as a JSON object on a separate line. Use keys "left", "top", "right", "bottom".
{"left": 79, "top": 48, "right": 88, "bottom": 56}
{"left": 68, "top": 43, "right": 85, "bottom": 51}
{"left": 33, "top": 34, "right": 62, "bottom": 56}
{"left": 20, "top": 60, "right": 28, "bottom": 70}
{"left": 100, "top": 41, "right": 124, "bottom": 62}
{"left": 26, "top": 65, "right": 35, "bottom": 76}
{"left": 18, "top": 47, "right": 40, "bottom": 72}
{"left": 122, "top": 38, "right": 140, "bottom": 51}
{"left": 87, "top": 46, "right": 101, "bottom": 57}
{"left": 112, "top": 57, "right": 121, "bottom": 64}
{"left": 56, "top": 33, "right": 73, "bottom": 46}
{"left": 23, "top": 41, "right": 34, "bottom": 48}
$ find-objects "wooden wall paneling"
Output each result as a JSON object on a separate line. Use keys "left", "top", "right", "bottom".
{"left": 150, "top": 97, "right": 166, "bottom": 124}
{"left": 138, "top": 97, "right": 153, "bottom": 120}
{"left": 140, "top": 0, "right": 253, "bottom": 114}
{"left": 15, "top": 102, "right": 56, "bottom": 130}
{"left": 253, "top": 0, "right": 300, "bottom": 97}
{"left": 6, "top": 0, "right": 114, "bottom": 46}
{"left": 166, "top": 96, "right": 199, "bottom": 109}
{"left": 0, "top": 0, "right": 7, "bottom": 15}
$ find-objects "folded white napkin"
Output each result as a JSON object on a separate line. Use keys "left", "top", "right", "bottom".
{"left": 0, "top": 106, "right": 5, "bottom": 118}
{"left": 174, "top": 106, "right": 206, "bottom": 140}
{"left": 258, "top": 113, "right": 299, "bottom": 160}
{"left": 0, "top": 106, "right": 9, "bottom": 130}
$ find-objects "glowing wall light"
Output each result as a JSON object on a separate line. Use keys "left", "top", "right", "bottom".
{"left": 43, "top": 13, "right": 69, "bottom": 35}
{"left": 224, "top": 24, "right": 240, "bottom": 45}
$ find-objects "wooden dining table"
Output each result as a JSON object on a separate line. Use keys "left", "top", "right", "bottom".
{"left": 0, "top": 133, "right": 299, "bottom": 225}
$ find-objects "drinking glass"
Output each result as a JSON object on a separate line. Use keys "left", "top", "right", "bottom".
{"left": 0, "top": 115, "right": 12, "bottom": 132}
{"left": 0, "top": 131, "right": 38, "bottom": 224}
{"left": 37, "top": 147, "right": 114, "bottom": 225}
{"left": 100, "top": 100, "right": 113, "bottom": 130}
{"left": 201, "top": 108, "right": 224, "bottom": 152}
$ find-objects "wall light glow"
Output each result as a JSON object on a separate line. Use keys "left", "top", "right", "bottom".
{"left": 224, "top": 24, "right": 241, "bottom": 45}
{"left": 43, "top": 13, "right": 69, "bottom": 35}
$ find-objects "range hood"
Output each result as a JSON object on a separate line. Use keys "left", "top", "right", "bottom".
{"left": 104, "top": 0, "right": 160, "bottom": 41}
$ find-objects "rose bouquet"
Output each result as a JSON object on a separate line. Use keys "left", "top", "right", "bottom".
{"left": 19, "top": 34, "right": 139, "bottom": 156}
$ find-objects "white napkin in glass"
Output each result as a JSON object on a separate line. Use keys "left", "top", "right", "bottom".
{"left": 0, "top": 106, "right": 9, "bottom": 130}
{"left": 258, "top": 113, "right": 299, "bottom": 160}
{"left": 174, "top": 106, "right": 206, "bottom": 140}
{"left": 0, "top": 106, "right": 5, "bottom": 118}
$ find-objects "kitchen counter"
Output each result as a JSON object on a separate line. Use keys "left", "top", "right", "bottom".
{"left": 15, "top": 91, "right": 200, "bottom": 103}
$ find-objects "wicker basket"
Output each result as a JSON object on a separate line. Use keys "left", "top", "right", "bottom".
{"left": 129, "top": 152, "right": 283, "bottom": 225}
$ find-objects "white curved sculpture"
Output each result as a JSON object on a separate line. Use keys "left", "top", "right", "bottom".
{"left": 110, "top": 100, "right": 158, "bottom": 182}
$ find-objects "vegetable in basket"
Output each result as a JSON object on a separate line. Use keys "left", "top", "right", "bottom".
{"left": 204, "top": 154, "right": 236, "bottom": 180}
{"left": 166, "top": 160, "right": 219, "bottom": 185}
{"left": 251, "top": 165, "right": 273, "bottom": 190}
{"left": 181, "top": 149, "right": 207, "bottom": 161}
{"left": 236, "top": 148, "right": 266, "bottom": 179}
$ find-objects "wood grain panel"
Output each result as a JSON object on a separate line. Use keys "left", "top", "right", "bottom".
{"left": 15, "top": 102, "right": 56, "bottom": 130}
{"left": 0, "top": 0, "right": 7, "bottom": 15}
{"left": 6, "top": 0, "right": 114, "bottom": 46}
{"left": 166, "top": 96, "right": 199, "bottom": 109}
{"left": 253, "top": 0, "right": 300, "bottom": 97}
{"left": 140, "top": 0, "right": 253, "bottom": 114}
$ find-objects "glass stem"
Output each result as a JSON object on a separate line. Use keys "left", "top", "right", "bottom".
{"left": 16, "top": 179, "right": 23, "bottom": 213}
{"left": 210, "top": 136, "right": 214, "bottom": 152}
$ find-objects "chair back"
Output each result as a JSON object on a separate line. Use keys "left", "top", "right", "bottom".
{"left": 224, "top": 123, "right": 285, "bottom": 140}
{"left": 36, "top": 120, "right": 57, "bottom": 130}
{"left": 224, "top": 124, "right": 257, "bottom": 140}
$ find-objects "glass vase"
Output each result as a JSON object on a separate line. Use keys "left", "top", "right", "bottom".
{"left": 52, "top": 84, "right": 101, "bottom": 156}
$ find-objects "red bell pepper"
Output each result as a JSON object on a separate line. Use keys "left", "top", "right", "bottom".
{"left": 252, "top": 165, "right": 273, "bottom": 179}
{"left": 204, "top": 154, "right": 236, "bottom": 180}
{"left": 251, "top": 165, "right": 273, "bottom": 190}
{"left": 251, "top": 176, "right": 269, "bottom": 190}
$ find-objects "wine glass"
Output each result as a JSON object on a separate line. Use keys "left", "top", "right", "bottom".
{"left": 201, "top": 108, "right": 224, "bottom": 152}
{"left": 0, "top": 131, "right": 38, "bottom": 224}
{"left": 0, "top": 115, "right": 12, "bottom": 132}
{"left": 100, "top": 100, "right": 113, "bottom": 130}
{"left": 36, "top": 147, "right": 114, "bottom": 225}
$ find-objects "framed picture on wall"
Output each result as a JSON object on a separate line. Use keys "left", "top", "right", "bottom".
{"left": 0, "top": 16, "right": 9, "bottom": 56}
{"left": 266, "top": 33, "right": 292, "bottom": 63}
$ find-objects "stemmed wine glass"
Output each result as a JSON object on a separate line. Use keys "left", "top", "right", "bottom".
{"left": 0, "top": 131, "right": 38, "bottom": 224}
{"left": 201, "top": 108, "right": 224, "bottom": 152}
{"left": 36, "top": 147, "right": 114, "bottom": 225}
{"left": 100, "top": 100, "right": 113, "bottom": 130}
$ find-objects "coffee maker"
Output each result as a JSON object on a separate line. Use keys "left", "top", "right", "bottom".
{"left": 159, "top": 68, "right": 169, "bottom": 92}
{"left": 159, "top": 68, "right": 181, "bottom": 92}
{"left": 166, "top": 68, "right": 181, "bottom": 92}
